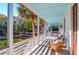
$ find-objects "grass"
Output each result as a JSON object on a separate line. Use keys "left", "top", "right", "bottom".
{"left": 13, "top": 36, "right": 31, "bottom": 43}
{"left": 13, "top": 38, "right": 24, "bottom": 43}
{"left": 0, "top": 40, "right": 8, "bottom": 49}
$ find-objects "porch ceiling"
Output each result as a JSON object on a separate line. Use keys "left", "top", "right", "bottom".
{"left": 27, "top": 3, "right": 71, "bottom": 25}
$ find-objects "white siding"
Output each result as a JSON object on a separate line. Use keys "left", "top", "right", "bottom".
{"left": 77, "top": 4, "right": 79, "bottom": 55}
{"left": 64, "top": 5, "right": 72, "bottom": 54}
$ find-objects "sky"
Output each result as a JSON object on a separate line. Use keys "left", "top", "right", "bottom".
{"left": 0, "top": 3, "right": 19, "bottom": 16}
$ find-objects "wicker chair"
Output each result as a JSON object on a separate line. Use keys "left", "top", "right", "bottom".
{"left": 48, "top": 40, "right": 65, "bottom": 55}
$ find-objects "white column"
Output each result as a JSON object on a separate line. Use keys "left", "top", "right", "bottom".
{"left": 37, "top": 15, "right": 40, "bottom": 44}
{"left": 7, "top": 3, "right": 13, "bottom": 55}
{"left": 44, "top": 23, "right": 46, "bottom": 39}
{"left": 51, "top": 26, "right": 52, "bottom": 35}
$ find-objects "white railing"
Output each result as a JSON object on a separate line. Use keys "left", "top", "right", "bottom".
{"left": 13, "top": 39, "right": 29, "bottom": 55}
{"left": 0, "top": 38, "right": 32, "bottom": 55}
{"left": 0, "top": 34, "right": 45, "bottom": 55}
{"left": 0, "top": 48, "right": 9, "bottom": 55}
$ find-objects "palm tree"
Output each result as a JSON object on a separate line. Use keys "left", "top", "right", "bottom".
{"left": 17, "top": 4, "right": 29, "bottom": 18}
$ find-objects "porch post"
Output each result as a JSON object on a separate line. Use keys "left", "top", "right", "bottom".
{"left": 31, "top": 14, "right": 35, "bottom": 38}
{"left": 7, "top": 3, "right": 13, "bottom": 55}
{"left": 64, "top": 17, "right": 65, "bottom": 40}
{"left": 44, "top": 23, "right": 46, "bottom": 39}
{"left": 37, "top": 15, "right": 40, "bottom": 44}
{"left": 31, "top": 12, "right": 36, "bottom": 47}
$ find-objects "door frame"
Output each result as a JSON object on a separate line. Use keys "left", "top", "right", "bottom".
{"left": 71, "top": 3, "right": 77, "bottom": 55}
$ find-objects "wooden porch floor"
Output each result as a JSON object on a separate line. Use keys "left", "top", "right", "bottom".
{"left": 30, "top": 39, "right": 70, "bottom": 55}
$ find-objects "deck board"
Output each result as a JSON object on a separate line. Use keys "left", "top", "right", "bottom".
{"left": 30, "top": 39, "right": 70, "bottom": 55}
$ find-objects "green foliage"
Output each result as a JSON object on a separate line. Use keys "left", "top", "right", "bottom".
{"left": 17, "top": 5, "right": 29, "bottom": 17}
{"left": 13, "top": 37, "right": 23, "bottom": 43}
{"left": 0, "top": 15, "right": 7, "bottom": 36}
{"left": 13, "top": 5, "right": 32, "bottom": 33}
{"left": 14, "top": 19, "right": 32, "bottom": 34}
{"left": 0, "top": 40, "right": 7, "bottom": 49}
{"left": 24, "top": 20, "right": 32, "bottom": 32}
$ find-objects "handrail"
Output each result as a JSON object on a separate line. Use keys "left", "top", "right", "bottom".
{"left": 0, "top": 48, "right": 8, "bottom": 55}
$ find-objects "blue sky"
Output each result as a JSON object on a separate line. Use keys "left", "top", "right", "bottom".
{"left": 0, "top": 3, "right": 19, "bottom": 16}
